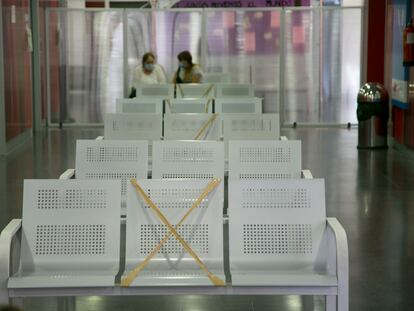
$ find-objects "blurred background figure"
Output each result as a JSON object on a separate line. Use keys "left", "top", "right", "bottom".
{"left": 130, "top": 52, "right": 167, "bottom": 97}
{"left": 172, "top": 50, "right": 203, "bottom": 83}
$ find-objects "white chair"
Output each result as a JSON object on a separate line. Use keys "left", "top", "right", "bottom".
{"left": 203, "top": 73, "right": 231, "bottom": 84}
{"left": 228, "top": 140, "right": 301, "bottom": 180}
{"left": 123, "top": 179, "right": 225, "bottom": 286}
{"left": 175, "top": 83, "right": 215, "bottom": 98}
{"left": 3, "top": 179, "right": 121, "bottom": 295}
{"left": 136, "top": 84, "right": 174, "bottom": 98}
{"left": 214, "top": 97, "right": 262, "bottom": 113}
{"left": 214, "top": 84, "right": 254, "bottom": 97}
{"left": 228, "top": 179, "right": 348, "bottom": 310}
{"left": 73, "top": 140, "right": 148, "bottom": 212}
{"left": 165, "top": 98, "right": 213, "bottom": 113}
{"left": 221, "top": 113, "right": 280, "bottom": 140}
{"left": 116, "top": 97, "right": 163, "bottom": 114}
{"left": 163, "top": 113, "right": 220, "bottom": 141}
{"left": 104, "top": 113, "right": 162, "bottom": 141}
{"left": 152, "top": 141, "right": 224, "bottom": 179}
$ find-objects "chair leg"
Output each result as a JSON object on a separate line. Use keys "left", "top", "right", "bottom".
{"left": 58, "top": 297, "right": 76, "bottom": 311}
{"left": 326, "top": 295, "right": 337, "bottom": 311}
{"left": 302, "top": 295, "right": 314, "bottom": 311}
{"left": 338, "top": 290, "right": 348, "bottom": 311}
{"left": 10, "top": 297, "right": 23, "bottom": 309}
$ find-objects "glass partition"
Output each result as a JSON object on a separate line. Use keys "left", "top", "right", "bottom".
{"left": 47, "top": 9, "right": 123, "bottom": 124}
{"left": 2, "top": 2, "right": 33, "bottom": 140}
{"left": 126, "top": 10, "right": 203, "bottom": 85}
{"left": 282, "top": 7, "right": 361, "bottom": 124}
{"left": 205, "top": 9, "right": 282, "bottom": 113}
{"left": 46, "top": 6, "right": 363, "bottom": 126}
{"left": 283, "top": 8, "right": 320, "bottom": 124}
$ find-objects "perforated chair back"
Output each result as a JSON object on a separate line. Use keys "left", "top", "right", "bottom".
{"left": 163, "top": 113, "right": 220, "bottom": 140}
{"left": 124, "top": 179, "right": 224, "bottom": 286}
{"left": 10, "top": 180, "right": 121, "bottom": 288}
{"left": 228, "top": 140, "right": 301, "bottom": 179}
{"left": 222, "top": 113, "right": 280, "bottom": 140}
{"left": 136, "top": 84, "right": 174, "bottom": 98}
{"left": 116, "top": 97, "right": 163, "bottom": 114}
{"left": 175, "top": 83, "right": 215, "bottom": 98}
{"left": 215, "top": 83, "right": 254, "bottom": 97}
{"left": 203, "top": 73, "right": 231, "bottom": 83}
{"left": 165, "top": 98, "right": 213, "bottom": 113}
{"left": 215, "top": 97, "right": 262, "bottom": 113}
{"left": 104, "top": 113, "right": 162, "bottom": 141}
{"left": 152, "top": 141, "right": 224, "bottom": 179}
{"left": 228, "top": 179, "right": 326, "bottom": 285}
{"left": 75, "top": 140, "right": 148, "bottom": 208}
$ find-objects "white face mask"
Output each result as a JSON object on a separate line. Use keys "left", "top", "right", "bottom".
{"left": 179, "top": 61, "right": 188, "bottom": 69}
{"left": 144, "top": 63, "right": 155, "bottom": 71}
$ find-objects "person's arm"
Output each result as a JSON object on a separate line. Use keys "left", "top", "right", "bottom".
{"left": 191, "top": 65, "right": 203, "bottom": 83}
{"left": 156, "top": 64, "right": 167, "bottom": 84}
{"left": 171, "top": 69, "right": 178, "bottom": 83}
{"left": 132, "top": 65, "right": 141, "bottom": 89}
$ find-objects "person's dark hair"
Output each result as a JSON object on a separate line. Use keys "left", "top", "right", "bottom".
{"left": 142, "top": 52, "right": 155, "bottom": 67}
{"left": 177, "top": 50, "right": 194, "bottom": 68}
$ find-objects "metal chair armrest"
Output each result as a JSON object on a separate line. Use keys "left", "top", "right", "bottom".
{"left": 0, "top": 219, "right": 22, "bottom": 304}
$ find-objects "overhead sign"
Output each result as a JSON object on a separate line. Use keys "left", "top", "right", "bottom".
{"left": 173, "top": 0, "right": 310, "bottom": 8}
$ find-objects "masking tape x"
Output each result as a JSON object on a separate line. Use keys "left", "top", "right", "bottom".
{"left": 121, "top": 178, "right": 224, "bottom": 287}
{"left": 193, "top": 114, "right": 218, "bottom": 140}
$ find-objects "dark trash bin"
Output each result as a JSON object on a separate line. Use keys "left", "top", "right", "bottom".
{"left": 357, "top": 83, "right": 389, "bottom": 149}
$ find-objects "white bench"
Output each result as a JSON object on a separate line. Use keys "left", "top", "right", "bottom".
{"left": 123, "top": 179, "right": 225, "bottom": 286}
{"left": 163, "top": 113, "right": 221, "bottom": 141}
{"left": 203, "top": 73, "right": 231, "bottom": 84}
{"left": 116, "top": 98, "right": 163, "bottom": 114}
{"left": 165, "top": 98, "right": 213, "bottom": 113}
{"left": 214, "top": 83, "right": 255, "bottom": 98}
{"left": 0, "top": 180, "right": 121, "bottom": 303}
{"left": 175, "top": 83, "right": 215, "bottom": 98}
{"left": 60, "top": 140, "right": 149, "bottom": 215}
{"left": 228, "top": 140, "right": 302, "bottom": 180}
{"left": 228, "top": 178, "right": 348, "bottom": 310}
{"left": 0, "top": 179, "right": 348, "bottom": 310}
{"left": 221, "top": 113, "right": 280, "bottom": 140}
{"left": 152, "top": 141, "right": 224, "bottom": 180}
{"left": 104, "top": 113, "right": 162, "bottom": 141}
{"left": 214, "top": 97, "right": 262, "bottom": 113}
{"left": 136, "top": 84, "right": 174, "bottom": 98}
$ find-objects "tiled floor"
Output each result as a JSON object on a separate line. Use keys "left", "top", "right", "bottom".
{"left": 1, "top": 127, "right": 414, "bottom": 311}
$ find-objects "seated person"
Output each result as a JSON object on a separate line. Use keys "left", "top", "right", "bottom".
{"left": 130, "top": 52, "right": 166, "bottom": 97}
{"left": 172, "top": 50, "right": 203, "bottom": 84}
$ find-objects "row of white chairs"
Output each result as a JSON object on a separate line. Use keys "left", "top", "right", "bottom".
{"left": 0, "top": 177, "right": 348, "bottom": 311}
{"left": 116, "top": 97, "right": 262, "bottom": 114}
{"left": 60, "top": 140, "right": 303, "bottom": 211}
{"left": 104, "top": 113, "right": 279, "bottom": 141}
{"left": 133, "top": 83, "right": 254, "bottom": 99}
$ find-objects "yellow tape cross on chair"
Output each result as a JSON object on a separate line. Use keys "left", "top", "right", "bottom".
{"left": 121, "top": 178, "right": 224, "bottom": 287}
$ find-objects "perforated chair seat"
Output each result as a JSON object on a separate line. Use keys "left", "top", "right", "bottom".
{"left": 152, "top": 141, "right": 224, "bottom": 180}
{"left": 7, "top": 180, "right": 122, "bottom": 290}
{"left": 228, "top": 140, "right": 301, "bottom": 180}
{"left": 229, "top": 179, "right": 334, "bottom": 287}
{"left": 164, "top": 114, "right": 220, "bottom": 140}
{"left": 124, "top": 179, "right": 224, "bottom": 287}
{"left": 230, "top": 269, "right": 337, "bottom": 287}
{"left": 8, "top": 270, "right": 117, "bottom": 288}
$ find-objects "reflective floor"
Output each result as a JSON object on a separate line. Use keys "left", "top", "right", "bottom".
{"left": 1, "top": 127, "right": 414, "bottom": 311}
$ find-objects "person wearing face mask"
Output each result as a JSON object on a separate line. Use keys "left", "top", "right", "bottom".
{"left": 129, "top": 52, "right": 166, "bottom": 97}
{"left": 172, "top": 50, "right": 203, "bottom": 84}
